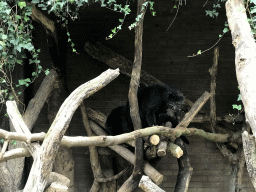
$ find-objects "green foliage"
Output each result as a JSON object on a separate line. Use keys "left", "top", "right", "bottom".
{"left": 11, "top": 140, "right": 17, "bottom": 146}
{"left": 232, "top": 104, "right": 242, "bottom": 111}
{"left": 0, "top": 0, "right": 156, "bottom": 103}
{"left": 245, "top": 0, "right": 256, "bottom": 37}
{"left": 206, "top": 0, "right": 256, "bottom": 39}
{"left": 232, "top": 87, "right": 243, "bottom": 112}
{"left": 205, "top": 0, "right": 226, "bottom": 18}
{"left": 0, "top": 1, "right": 47, "bottom": 103}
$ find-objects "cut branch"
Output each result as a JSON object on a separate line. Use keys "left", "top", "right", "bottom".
{"left": 89, "top": 121, "right": 164, "bottom": 185}
{"left": 139, "top": 175, "right": 165, "bottom": 192}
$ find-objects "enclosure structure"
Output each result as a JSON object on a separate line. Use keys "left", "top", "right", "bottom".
{"left": 9, "top": 0, "right": 254, "bottom": 191}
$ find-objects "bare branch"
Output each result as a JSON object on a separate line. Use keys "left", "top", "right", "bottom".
{"left": 24, "top": 68, "right": 119, "bottom": 192}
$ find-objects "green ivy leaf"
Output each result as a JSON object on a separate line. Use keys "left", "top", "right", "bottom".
{"left": 223, "top": 28, "right": 229, "bottom": 33}
{"left": 18, "top": 2, "right": 26, "bottom": 9}
{"left": 232, "top": 104, "right": 242, "bottom": 110}
{"left": 24, "top": 16, "right": 30, "bottom": 22}
{"left": 237, "top": 94, "right": 241, "bottom": 101}
{"left": 2, "top": 34, "right": 7, "bottom": 40}
{"left": 111, "top": 27, "right": 116, "bottom": 33}
{"left": 11, "top": 140, "right": 17, "bottom": 146}
{"left": 45, "top": 69, "right": 50, "bottom": 75}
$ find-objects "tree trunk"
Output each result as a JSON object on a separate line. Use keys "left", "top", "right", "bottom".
{"left": 226, "top": 0, "right": 256, "bottom": 188}
{"left": 226, "top": 0, "right": 256, "bottom": 135}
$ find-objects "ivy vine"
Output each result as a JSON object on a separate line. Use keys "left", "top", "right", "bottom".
{"left": 0, "top": 0, "right": 156, "bottom": 104}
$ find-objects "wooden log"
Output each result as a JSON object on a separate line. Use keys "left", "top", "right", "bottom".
{"left": 174, "top": 138, "right": 193, "bottom": 192}
{"left": 166, "top": 143, "right": 183, "bottom": 159}
{"left": 89, "top": 121, "right": 164, "bottom": 185}
{"left": 209, "top": 47, "right": 219, "bottom": 133}
{"left": 44, "top": 182, "right": 68, "bottom": 192}
{"left": 84, "top": 41, "right": 201, "bottom": 112}
{"left": 117, "top": 175, "right": 138, "bottom": 192}
{"left": 178, "top": 91, "right": 212, "bottom": 128}
{"left": 139, "top": 175, "right": 165, "bottom": 192}
{"left": 48, "top": 172, "right": 70, "bottom": 188}
{"left": 157, "top": 141, "right": 168, "bottom": 157}
{"left": 229, "top": 146, "right": 245, "bottom": 192}
{"left": 80, "top": 102, "right": 104, "bottom": 192}
{"left": 149, "top": 135, "right": 160, "bottom": 146}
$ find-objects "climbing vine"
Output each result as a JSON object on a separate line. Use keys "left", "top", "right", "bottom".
{"left": 0, "top": 1, "right": 45, "bottom": 103}
{"left": 0, "top": 0, "right": 155, "bottom": 104}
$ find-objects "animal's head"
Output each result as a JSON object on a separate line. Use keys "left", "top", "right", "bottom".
{"left": 167, "top": 86, "right": 185, "bottom": 112}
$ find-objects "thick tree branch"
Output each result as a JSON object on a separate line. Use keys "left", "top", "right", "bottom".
{"left": 226, "top": 0, "right": 256, "bottom": 135}
{"left": 24, "top": 69, "right": 57, "bottom": 130}
{"left": 0, "top": 125, "right": 240, "bottom": 149}
{"left": 178, "top": 91, "right": 212, "bottom": 128}
{"left": 84, "top": 41, "right": 200, "bottom": 112}
{"left": 138, "top": 175, "right": 165, "bottom": 192}
{"left": 80, "top": 102, "right": 104, "bottom": 192}
{"left": 174, "top": 138, "right": 193, "bottom": 192}
{"left": 23, "top": 68, "right": 119, "bottom": 192}
{"left": 29, "top": 3, "right": 55, "bottom": 35}
{"left": 89, "top": 121, "right": 164, "bottom": 185}
{"left": 128, "top": 0, "right": 146, "bottom": 188}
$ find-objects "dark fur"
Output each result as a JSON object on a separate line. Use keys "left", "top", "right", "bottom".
{"left": 105, "top": 84, "right": 188, "bottom": 143}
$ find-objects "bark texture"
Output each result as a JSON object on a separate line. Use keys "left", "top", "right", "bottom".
{"left": 23, "top": 69, "right": 119, "bottom": 192}
{"left": 242, "top": 131, "right": 256, "bottom": 189}
{"left": 226, "top": 0, "right": 256, "bottom": 135}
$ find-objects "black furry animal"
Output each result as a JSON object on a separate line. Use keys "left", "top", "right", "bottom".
{"left": 126, "top": 84, "right": 184, "bottom": 126}
{"left": 105, "top": 106, "right": 133, "bottom": 136}
{"left": 105, "top": 84, "right": 188, "bottom": 144}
